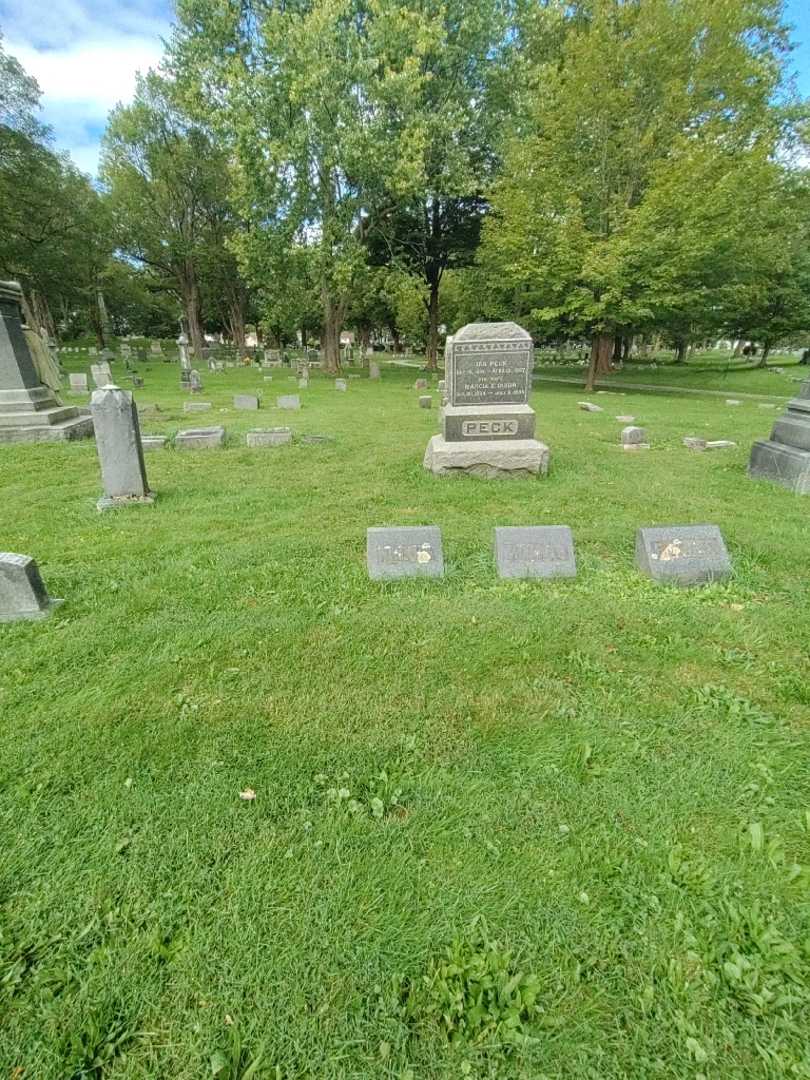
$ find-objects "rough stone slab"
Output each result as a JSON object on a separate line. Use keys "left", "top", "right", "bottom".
{"left": 0, "top": 412, "right": 94, "bottom": 443}
{"left": 616, "top": 415, "right": 635, "bottom": 422}
{"left": 367, "top": 526, "right": 444, "bottom": 580}
{"left": 335, "top": 379, "right": 347, "bottom": 391}
{"left": 97, "top": 492, "right": 156, "bottom": 512}
{"left": 414, "top": 378, "right": 428, "bottom": 390}
{"left": 91, "top": 385, "right": 151, "bottom": 502}
{"left": 299, "top": 433, "right": 333, "bottom": 445}
{"left": 0, "top": 552, "right": 58, "bottom": 621}
{"left": 246, "top": 427, "right": 292, "bottom": 448}
{"left": 683, "top": 437, "right": 707, "bottom": 450}
{"left": 705, "top": 440, "right": 737, "bottom": 451}
{"left": 442, "top": 404, "right": 536, "bottom": 442}
{"left": 726, "top": 399, "right": 742, "bottom": 406}
{"left": 184, "top": 401, "right": 212, "bottom": 413}
{"left": 175, "top": 426, "right": 225, "bottom": 450}
{"left": 234, "top": 394, "right": 259, "bottom": 410}
{"left": 423, "top": 434, "right": 550, "bottom": 478}
{"left": 636, "top": 525, "right": 731, "bottom": 586}
{"left": 494, "top": 526, "right": 576, "bottom": 579}
{"left": 141, "top": 435, "right": 168, "bottom": 451}
{"left": 419, "top": 395, "right": 432, "bottom": 409}
{"left": 277, "top": 395, "right": 300, "bottom": 410}
{"left": 748, "top": 440, "right": 810, "bottom": 494}
{"left": 90, "top": 363, "right": 113, "bottom": 387}
{"left": 578, "top": 401, "right": 603, "bottom": 413}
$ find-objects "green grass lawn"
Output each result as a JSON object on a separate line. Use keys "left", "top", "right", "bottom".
{"left": 2, "top": 358, "right": 809, "bottom": 1078}
{"left": 535, "top": 350, "right": 807, "bottom": 398}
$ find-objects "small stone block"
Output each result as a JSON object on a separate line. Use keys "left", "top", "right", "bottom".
{"left": 726, "top": 399, "right": 742, "bottom": 406}
{"left": 263, "top": 375, "right": 273, "bottom": 382}
{"left": 705, "top": 440, "right": 737, "bottom": 451}
{"left": 299, "top": 434, "right": 334, "bottom": 445}
{"left": 415, "top": 378, "right": 428, "bottom": 390}
{"left": 367, "top": 526, "right": 444, "bottom": 580}
{"left": 424, "top": 434, "right": 550, "bottom": 478}
{"left": 683, "top": 437, "right": 707, "bottom": 450}
{"left": 615, "top": 415, "right": 635, "bottom": 422}
{"left": 419, "top": 395, "right": 432, "bottom": 409}
{"left": 0, "top": 553, "right": 57, "bottom": 622}
{"left": 579, "top": 402, "right": 603, "bottom": 413}
{"left": 184, "top": 402, "right": 212, "bottom": 413}
{"left": 69, "top": 373, "right": 89, "bottom": 394}
{"left": 175, "top": 426, "right": 225, "bottom": 450}
{"left": 335, "top": 379, "right": 347, "bottom": 391}
{"left": 438, "top": 380, "right": 446, "bottom": 392}
{"left": 494, "top": 526, "right": 576, "bottom": 580}
{"left": 234, "top": 394, "right": 259, "bottom": 410}
{"left": 277, "top": 395, "right": 301, "bottom": 410}
{"left": 636, "top": 525, "right": 731, "bottom": 587}
{"left": 97, "top": 492, "right": 156, "bottom": 512}
{"left": 246, "top": 427, "right": 292, "bottom": 448}
{"left": 621, "top": 426, "right": 648, "bottom": 446}
{"left": 141, "top": 436, "right": 168, "bottom": 451}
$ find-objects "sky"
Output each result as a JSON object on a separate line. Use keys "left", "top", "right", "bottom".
{"left": 1, "top": 0, "right": 810, "bottom": 180}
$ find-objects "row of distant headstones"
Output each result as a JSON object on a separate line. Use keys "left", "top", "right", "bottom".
{"left": 0, "top": 523, "right": 732, "bottom": 622}
{"left": 366, "top": 525, "right": 732, "bottom": 585}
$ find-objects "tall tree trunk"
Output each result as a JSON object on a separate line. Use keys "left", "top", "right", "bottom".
{"left": 674, "top": 339, "right": 687, "bottom": 364}
{"left": 426, "top": 276, "right": 440, "bottom": 371}
{"left": 622, "top": 336, "right": 632, "bottom": 362}
{"left": 612, "top": 336, "right": 623, "bottom": 362}
{"left": 322, "top": 291, "right": 342, "bottom": 374}
{"left": 733, "top": 338, "right": 744, "bottom": 357}
{"left": 585, "top": 333, "right": 613, "bottom": 392}
{"left": 228, "top": 292, "right": 247, "bottom": 350}
{"left": 182, "top": 260, "right": 204, "bottom": 361}
{"left": 756, "top": 342, "right": 772, "bottom": 368}
{"left": 300, "top": 325, "right": 307, "bottom": 351}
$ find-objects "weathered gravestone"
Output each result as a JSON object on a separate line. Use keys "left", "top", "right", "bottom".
{"left": 369, "top": 362, "right": 380, "bottom": 380}
{"left": 419, "top": 395, "right": 432, "bottom": 409}
{"left": 494, "top": 526, "right": 576, "bottom": 580}
{"left": 298, "top": 377, "right": 309, "bottom": 389}
{"left": 277, "top": 395, "right": 301, "bottom": 410}
{"left": 91, "top": 362, "right": 113, "bottom": 388}
{"left": 184, "top": 401, "right": 212, "bottom": 413}
{"left": 69, "top": 373, "right": 89, "bottom": 394}
{"left": 335, "top": 379, "right": 347, "bottom": 392}
{"left": 635, "top": 525, "right": 731, "bottom": 587}
{"left": 621, "top": 426, "right": 649, "bottom": 450}
{"left": 0, "top": 553, "right": 59, "bottom": 622}
{"left": 748, "top": 378, "right": 810, "bottom": 493}
{"left": 150, "top": 340, "right": 163, "bottom": 355}
{"left": 141, "top": 435, "right": 168, "bottom": 451}
{"left": 246, "top": 427, "right": 292, "bottom": 448}
{"left": 189, "top": 369, "right": 203, "bottom": 394}
{"left": 415, "top": 378, "right": 428, "bottom": 390}
{"left": 0, "top": 280, "right": 93, "bottom": 443}
{"left": 175, "top": 426, "right": 225, "bottom": 450}
{"left": 367, "top": 526, "right": 444, "bottom": 580}
{"left": 234, "top": 394, "right": 259, "bottom": 410}
{"left": 423, "top": 321, "right": 549, "bottom": 478}
{"left": 91, "top": 385, "right": 154, "bottom": 511}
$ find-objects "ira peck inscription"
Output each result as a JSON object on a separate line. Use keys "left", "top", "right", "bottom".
{"left": 450, "top": 342, "right": 531, "bottom": 406}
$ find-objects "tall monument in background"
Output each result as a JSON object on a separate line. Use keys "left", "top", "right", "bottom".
{"left": 0, "top": 281, "right": 93, "bottom": 443}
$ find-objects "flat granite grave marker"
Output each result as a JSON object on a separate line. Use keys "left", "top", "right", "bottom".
{"left": 0, "top": 553, "right": 59, "bottom": 622}
{"left": 184, "top": 401, "right": 212, "bottom": 413}
{"left": 277, "top": 395, "right": 300, "bottom": 410}
{"left": 635, "top": 525, "right": 731, "bottom": 587}
{"left": 748, "top": 377, "right": 810, "bottom": 493}
{"left": 141, "top": 435, "right": 168, "bottom": 451}
{"left": 494, "top": 526, "right": 576, "bottom": 580}
{"left": 424, "top": 321, "right": 549, "bottom": 478}
{"left": 369, "top": 362, "right": 380, "bottom": 380}
{"left": 175, "top": 426, "right": 225, "bottom": 450}
{"left": 234, "top": 394, "right": 259, "bottom": 410}
{"left": 246, "top": 427, "right": 292, "bottom": 447}
{"left": 90, "top": 385, "right": 154, "bottom": 511}
{"left": 91, "top": 362, "right": 113, "bottom": 388}
{"left": 69, "top": 373, "right": 89, "bottom": 394}
{"left": 367, "top": 526, "right": 444, "bottom": 580}
{"left": 335, "top": 379, "right": 347, "bottom": 391}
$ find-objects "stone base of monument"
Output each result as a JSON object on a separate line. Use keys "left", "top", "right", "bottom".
{"left": 748, "top": 440, "right": 810, "bottom": 494}
{"left": 0, "top": 387, "right": 94, "bottom": 444}
{"left": 423, "top": 434, "right": 550, "bottom": 478}
{"left": 97, "top": 492, "right": 157, "bottom": 513}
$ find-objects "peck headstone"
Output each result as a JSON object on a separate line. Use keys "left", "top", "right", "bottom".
{"left": 90, "top": 385, "right": 154, "bottom": 511}
{"left": 494, "top": 526, "right": 576, "bottom": 580}
{"left": 0, "top": 553, "right": 58, "bottom": 622}
{"left": 367, "top": 526, "right": 444, "bottom": 581}
{"left": 635, "top": 525, "right": 731, "bottom": 587}
{"left": 424, "top": 321, "right": 549, "bottom": 478}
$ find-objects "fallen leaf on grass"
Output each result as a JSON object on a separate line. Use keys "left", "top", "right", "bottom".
{"left": 239, "top": 788, "right": 256, "bottom": 801}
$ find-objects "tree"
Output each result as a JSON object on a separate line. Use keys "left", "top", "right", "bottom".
{"left": 481, "top": 0, "right": 796, "bottom": 390}
{"left": 101, "top": 72, "right": 238, "bottom": 359}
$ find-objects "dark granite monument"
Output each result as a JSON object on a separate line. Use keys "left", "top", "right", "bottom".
{"left": 367, "top": 526, "right": 444, "bottom": 580}
{"left": 748, "top": 379, "right": 810, "bottom": 493}
{"left": 423, "top": 322, "right": 549, "bottom": 477}
{"left": 494, "top": 526, "right": 576, "bottom": 579}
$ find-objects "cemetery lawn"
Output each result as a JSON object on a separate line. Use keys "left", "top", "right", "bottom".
{"left": 2, "top": 360, "right": 810, "bottom": 1079}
